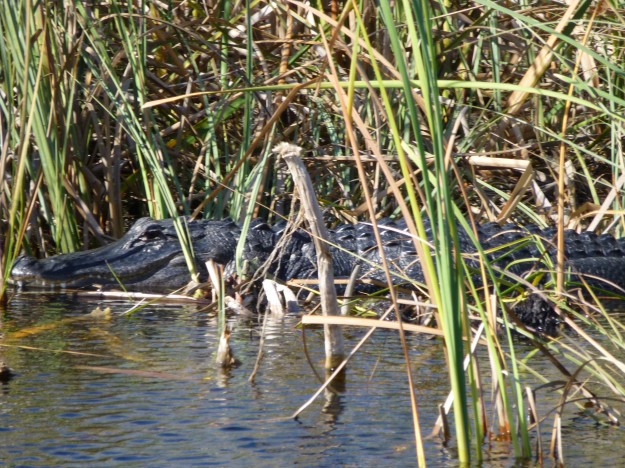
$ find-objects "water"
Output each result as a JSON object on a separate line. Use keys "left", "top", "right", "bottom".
{"left": 2, "top": 293, "right": 625, "bottom": 466}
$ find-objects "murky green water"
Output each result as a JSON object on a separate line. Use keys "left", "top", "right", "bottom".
{"left": 1, "top": 293, "right": 625, "bottom": 466}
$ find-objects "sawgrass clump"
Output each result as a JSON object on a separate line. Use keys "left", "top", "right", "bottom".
{"left": 1, "top": 0, "right": 625, "bottom": 464}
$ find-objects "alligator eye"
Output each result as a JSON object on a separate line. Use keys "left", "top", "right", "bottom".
{"left": 140, "top": 228, "right": 165, "bottom": 242}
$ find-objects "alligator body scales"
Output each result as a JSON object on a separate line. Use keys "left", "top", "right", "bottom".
{"left": 10, "top": 217, "right": 625, "bottom": 328}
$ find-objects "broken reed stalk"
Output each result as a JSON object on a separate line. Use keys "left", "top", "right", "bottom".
{"left": 274, "top": 143, "right": 345, "bottom": 370}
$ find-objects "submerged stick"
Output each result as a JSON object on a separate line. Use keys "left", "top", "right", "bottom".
{"left": 216, "top": 325, "right": 239, "bottom": 368}
{"left": 274, "top": 143, "right": 345, "bottom": 369}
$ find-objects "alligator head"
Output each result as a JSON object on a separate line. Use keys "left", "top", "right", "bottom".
{"left": 9, "top": 217, "right": 245, "bottom": 292}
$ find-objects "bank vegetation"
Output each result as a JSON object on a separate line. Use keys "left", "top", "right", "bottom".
{"left": 1, "top": 0, "right": 625, "bottom": 464}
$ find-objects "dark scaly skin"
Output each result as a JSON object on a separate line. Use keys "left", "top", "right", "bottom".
{"left": 10, "top": 217, "right": 625, "bottom": 331}
{"left": 10, "top": 218, "right": 245, "bottom": 290}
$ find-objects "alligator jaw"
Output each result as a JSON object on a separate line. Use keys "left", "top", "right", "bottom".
{"left": 8, "top": 218, "right": 199, "bottom": 292}
{"left": 9, "top": 251, "right": 191, "bottom": 291}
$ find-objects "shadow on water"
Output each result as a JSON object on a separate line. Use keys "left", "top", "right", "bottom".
{"left": 1, "top": 293, "right": 625, "bottom": 466}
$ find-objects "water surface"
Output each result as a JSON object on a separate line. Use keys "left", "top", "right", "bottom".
{"left": 1, "top": 293, "right": 625, "bottom": 466}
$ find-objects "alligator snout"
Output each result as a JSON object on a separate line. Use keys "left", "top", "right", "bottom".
{"left": 9, "top": 255, "right": 41, "bottom": 286}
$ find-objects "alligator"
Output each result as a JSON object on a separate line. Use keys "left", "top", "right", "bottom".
{"left": 9, "top": 216, "right": 625, "bottom": 332}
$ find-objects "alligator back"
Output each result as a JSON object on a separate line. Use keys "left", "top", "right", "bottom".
{"left": 10, "top": 217, "right": 625, "bottom": 299}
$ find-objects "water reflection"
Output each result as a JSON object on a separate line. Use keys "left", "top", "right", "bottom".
{"left": 1, "top": 293, "right": 625, "bottom": 465}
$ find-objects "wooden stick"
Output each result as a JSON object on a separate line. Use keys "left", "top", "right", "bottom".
{"left": 274, "top": 143, "right": 345, "bottom": 369}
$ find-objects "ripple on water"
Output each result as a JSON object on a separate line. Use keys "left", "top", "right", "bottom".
{"left": 2, "top": 295, "right": 625, "bottom": 466}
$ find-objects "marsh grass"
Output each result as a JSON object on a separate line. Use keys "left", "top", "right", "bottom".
{"left": 1, "top": 0, "right": 625, "bottom": 464}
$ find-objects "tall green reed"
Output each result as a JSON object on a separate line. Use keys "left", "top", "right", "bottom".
{"left": 1, "top": 0, "right": 82, "bottom": 299}
{"left": 2, "top": 0, "right": 625, "bottom": 465}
